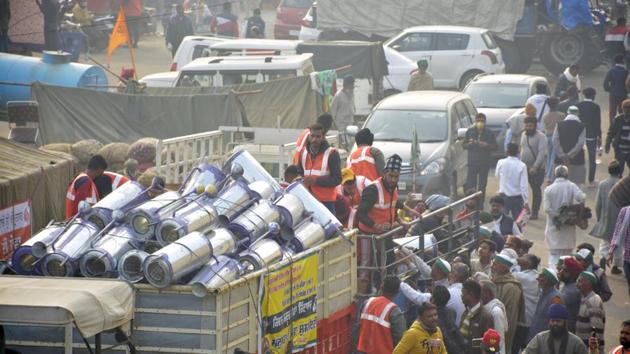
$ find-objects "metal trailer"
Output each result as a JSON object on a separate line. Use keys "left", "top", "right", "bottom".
{"left": 3, "top": 234, "right": 357, "bottom": 354}
{"left": 356, "top": 192, "right": 482, "bottom": 297}
{"left": 155, "top": 126, "right": 343, "bottom": 186}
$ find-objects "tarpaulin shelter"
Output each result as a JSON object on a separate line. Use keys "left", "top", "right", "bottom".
{"left": 32, "top": 83, "right": 247, "bottom": 144}
{"left": 296, "top": 41, "right": 389, "bottom": 79}
{"left": 296, "top": 41, "right": 389, "bottom": 104}
{"left": 316, "top": 0, "right": 526, "bottom": 41}
{"left": 144, "top": 75, "right": 320, "bottom": 130}
{"left": 0, "top": 137, "right": 76, "bottom": 237}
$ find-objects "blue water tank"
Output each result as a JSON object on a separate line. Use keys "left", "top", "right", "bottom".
{"left": 0, "top": 51, "right": 109, "bottom": 110}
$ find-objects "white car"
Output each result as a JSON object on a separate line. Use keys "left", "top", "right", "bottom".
{"left": 385, "top": 26, "right": 505, "bottom": 89}
{"left": 169, "top": 35, "right": 228, "bottom": 71}
{"left": 141, "top": 54, "right": 315, "bottom": 88}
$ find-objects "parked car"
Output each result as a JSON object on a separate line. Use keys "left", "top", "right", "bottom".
{"left": 298, "top": 2, "right": 319, "bottom": 41}
{"left": 463, "top": 74, "right": 550, "bottom": 154}
{"left": 347, "top": 91, "right": 476, "bottom": 196}
{"left": 140, "top": 54, "right": 315, "bottom": 88}
{"left": 274, "top": 0, "right": 313, "bottom": 39}
{"left": 169, "top": 35, "right": 228, "bottom": 72}
{"left": 384, "top": 26, "right": 505, "bottom": 89}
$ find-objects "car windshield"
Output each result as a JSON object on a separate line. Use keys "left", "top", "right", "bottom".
{"left": 464, "top": 83, "right": 529, "bottom": 109}
{"left": 365, "top": 109, "right": 448, "bottom": 142}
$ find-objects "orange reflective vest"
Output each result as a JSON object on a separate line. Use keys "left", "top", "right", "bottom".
{"left": 65, "top": 172, "right": 99, "bottom": 219}
{"left": 357, "top": 296, "right": 397, "bottom": 354}
{"left": 103, "top": 171, "right": 129, "bottom": 190}
{"left": 293, "top": 129, "right": 310, "bottom": 166}
{"left": 347, "top": 146, "right": 379, "bottom": 181}
{"left": 611, "top": 345, "right": 628, "bottom": 354}
{"left": 358, "top": 178, "right": 398, "bottom": 234}
{"left": 301, "top": 146, "right": 337, "bottom": 202}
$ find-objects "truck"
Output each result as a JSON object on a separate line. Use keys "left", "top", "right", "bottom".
{"left": 314, "top": 0, "right": 608, "bottom": 74}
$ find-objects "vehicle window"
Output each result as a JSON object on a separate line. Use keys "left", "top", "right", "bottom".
{"left": 282, "top": 0, "right": 313, "bottom": 8}
{"left": 263, "top": 70, "right": 298, "bottom": 81}
{"left": 452, "top": 103, "right": 468, "bottom": 130}
{"left": 463, "top": 100, "right": 478, "bottom": 126}
{"left": 223, "top": 70, "right": 260, "bottom": 85}
{"left": 394, "top": 33, "right": 433, "bottom": 52}
{"left": 435, "top": 33, "right": 470, "bottom": 50}
{"left": 457, "top": 102, "right": 471, "bottom": 127}
{"left": 481, "top": 32, "right": 498, "bottom": 49}
{"left": 365, "top": 109, "right": 448, "bottom": 142}
{"left": 177, "top": 72, "right": 214, "bottom": 87}
{"left": 192, "top": 45, "right": 210, "bottom": 61}
{"left": 464, "top": 83, "right": 530, "bottom": 109}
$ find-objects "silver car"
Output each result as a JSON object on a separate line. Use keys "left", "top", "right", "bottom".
{"left": 348, "top": 91, "right": 476, "bottom": 197}
{"left": 463, "top": 74, "right": 550, "bottom": 155}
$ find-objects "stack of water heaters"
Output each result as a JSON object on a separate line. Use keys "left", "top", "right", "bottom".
{"left": 11, "top": 150, "right": 342, "bottom": 296}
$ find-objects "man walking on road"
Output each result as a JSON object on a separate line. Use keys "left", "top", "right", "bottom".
{"left": 590, "top": 161, "right": 622, "bottom": 274}
{"left": 544, "top": 97, "right": 566, "bottom": 181}
{"left": 166, "top": 4, "right": 194, "bottom": 57}
{"left": 464, "top": 113, "right": 497, "bottom": 207}
{"left": 521, "top": 116, "right": 547, "bottom": 219}
{"left": 604, "top": 54, "right": 628, "bottom": 125}
{"left": 544, "top": 166, "right": 587, "bottom": 268}
{"left": 211, "top": 2, "right": 239, "bottom": 37}
{"left": 553, "top": 106, "right": 586, "bottom": 185}
{"left": 606, "top": 100, "right": 630, "bottom": 175}
{"left": 496, "top": 142, "right": 530, "bottom": 219}
{"left": 331, "top": 76, "right": 356, "bottom": 135}
{"left": 527, "top": 83, "right": 550, "bottom": 131}
{"left": 576, "top": 88, "right": 602, "bottom": 186}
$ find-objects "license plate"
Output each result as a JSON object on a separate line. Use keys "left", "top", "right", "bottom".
{"left": 289, "top": 30, "right": 299, "bottom": 36}
{"left": 397, "top": 182, "right": 406, "bottom": 190}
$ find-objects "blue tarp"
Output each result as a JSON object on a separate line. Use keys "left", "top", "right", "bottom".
{"left": 560, "top": 0, "right": 593, "bottom": 30}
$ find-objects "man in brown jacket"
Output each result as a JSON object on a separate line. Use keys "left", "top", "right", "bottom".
{"left": 492, "top": 253, "right": 526, "bottom": 352}
{"left": 460, "top": 279, "right": 495, "bottom": 354}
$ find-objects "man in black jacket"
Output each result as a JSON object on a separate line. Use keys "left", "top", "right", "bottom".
{"left": 606, "top": 99, "right": 630, "bottom": 175}
{"left": 464, "top": 113, "right": 496, "bottom": 207}
{"left": 553, "top": 106, "right": 586, "bottom": 184}
{"left": 576, "top": 87, "right": 602, "bottom": 186}
{"left": 603, "top": 54, "right": 629, "bottom": 125}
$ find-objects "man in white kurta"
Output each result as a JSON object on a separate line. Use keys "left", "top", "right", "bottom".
{"left": 543, "top": 165, "right": 586, "bottom": 268}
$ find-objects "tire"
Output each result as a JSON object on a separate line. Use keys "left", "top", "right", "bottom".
{"left": 459, "top": 70, "right": 484, "bottom": 90}
{"left": 540, "top": 33, "right": 585, "bottom": 75}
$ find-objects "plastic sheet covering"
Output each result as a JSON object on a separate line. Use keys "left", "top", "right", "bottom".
{"left": 32, "top": 83, "right": 246, "bottom": 144}
{"left": 144, "top": 75, "right": 319, "bottom": 130}
{"left": 0, "top": 276, "right": 134, "bottom": 337}
{"left": 0, "top": 138, "right": 76, "bottom": 236}
{"left": 296, "top": 42, "right": 389, "bottom": 79}
{"left": 316, "top": 0, "right": 526, "bottom": 41}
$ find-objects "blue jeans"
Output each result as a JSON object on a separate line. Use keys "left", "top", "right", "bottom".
{"left": 546, "top": 134, "right": 556, "bottom": 180}
{"left": 502, "top": 194, "right": 524, "bottom": 220}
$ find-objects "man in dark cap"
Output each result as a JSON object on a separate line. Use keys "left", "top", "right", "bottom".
{"left": 464, "top": 113, "right": 497, "bottom": 207}
{"left": 331, "top": 75, "right": 356, "bottom": 141}
{"left": 356, "top": 154, "right": 406, "bottom": 294}
{"left": 347, "top": 128, "right": 384, "bottom": 181}
{"left": 523, "top": 304, "right": 589, "bottom": 354}
{"left": 408, "top": 59, "right": 434, "bottom": 91}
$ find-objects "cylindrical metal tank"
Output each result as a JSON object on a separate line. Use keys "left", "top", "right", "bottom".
{"left": 0, "top": 52, "right": 108, "bottom": 110}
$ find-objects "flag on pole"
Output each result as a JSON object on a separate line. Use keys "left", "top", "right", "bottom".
{"left": 107, "top": 7, "right": 132, "bottom": 61}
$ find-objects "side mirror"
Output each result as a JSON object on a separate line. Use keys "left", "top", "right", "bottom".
{"left": 346, "top": 125, "right": 359, "bottom": 136}
{"left": 230, "top": 163, "right": 244, "bottom": 179}
{"left": 392, "top": 44, "right": 401, "bottom": 51}
{"left": 78, "top": 201, "right": 92, "bottom": 215}
{"left": 457, "top": 128, "right": 467, "bottom": 140}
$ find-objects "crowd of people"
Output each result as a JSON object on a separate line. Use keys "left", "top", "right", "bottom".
{"left": 271, "top": 57, "right": 630, "bottom": 353}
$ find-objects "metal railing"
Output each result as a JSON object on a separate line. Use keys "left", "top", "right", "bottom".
{"left": 155, "top": 130, "right": 225, "bottom": 185}
{"left": 356, "top": 191, "right": 482, "bottom": 297}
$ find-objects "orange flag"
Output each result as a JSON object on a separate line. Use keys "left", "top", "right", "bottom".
{"left": 107, "top": 7, "right": 132, "bottom": 61}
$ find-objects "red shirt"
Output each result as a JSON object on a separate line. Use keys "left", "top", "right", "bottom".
{"left": 122, "top": 0, "right": 142, "bottom": 17}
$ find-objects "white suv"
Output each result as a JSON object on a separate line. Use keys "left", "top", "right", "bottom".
{"left": 385, "top": 26, "right": 505, "bottom": 89}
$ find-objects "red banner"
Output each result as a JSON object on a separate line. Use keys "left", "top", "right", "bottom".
{"left": 0, "top": 200, "right": 32, "bottom": 260}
